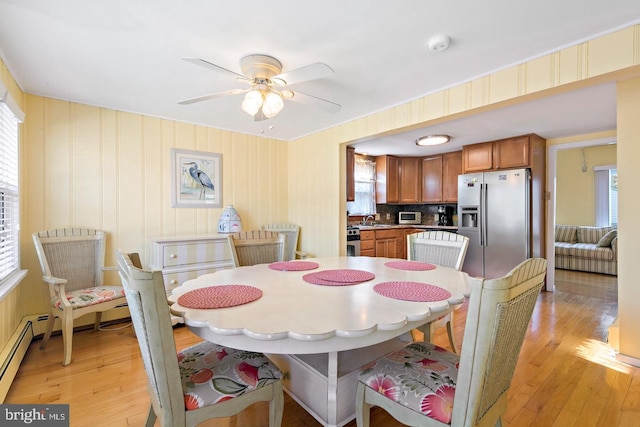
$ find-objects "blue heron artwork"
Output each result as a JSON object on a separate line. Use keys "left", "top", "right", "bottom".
{"left": 172, "top": 148, "right": 222, "bottom": 207}
{"left": 183, "top": 161, "right": 214, "bottom": 199}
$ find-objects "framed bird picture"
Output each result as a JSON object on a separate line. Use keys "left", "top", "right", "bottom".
{"left": 170, "top": 148, "right": 222, "bottom": 208}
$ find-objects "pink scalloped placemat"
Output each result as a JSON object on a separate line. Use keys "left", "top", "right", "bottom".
{"left": 177, "top": 285, "right": 262, "bottom": 309}
{"left": 374, "top": 281, "right": 451, "bottom": 302}
{"left": 268, "top": 261, "right": 320, "bottom": 271}
{"left": 384, "top": 260, "right": 437, "bottom": 271}
{"left": 303, "top": 269, "right": 375, "bottom": 286}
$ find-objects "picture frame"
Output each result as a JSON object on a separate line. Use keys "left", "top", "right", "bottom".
{"left": 170, "top": 148, "right": 222, "bottom": 208}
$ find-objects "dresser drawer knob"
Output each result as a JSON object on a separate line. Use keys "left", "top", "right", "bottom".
{"left": 170, "top": 279, "right": 178, "bottom": 285}
{"left": 170, "top": 254, "right": 178, "bottom": 259}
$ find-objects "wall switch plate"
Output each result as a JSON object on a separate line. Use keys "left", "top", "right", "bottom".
{"left": 386, "top": 213, "right": 390, "bottom": 220}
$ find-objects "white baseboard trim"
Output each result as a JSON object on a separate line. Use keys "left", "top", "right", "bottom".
{"left": 616, "top": 352, "right": 640, "bottom": 368}
{"left": 0, "top": 319, "right": 34, "bottom": 402}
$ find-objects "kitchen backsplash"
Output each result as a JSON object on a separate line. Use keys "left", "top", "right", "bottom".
{"left": 375, "top": 204, "right": 457, "bottom": 226}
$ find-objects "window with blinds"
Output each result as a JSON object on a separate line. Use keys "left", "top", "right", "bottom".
{"left": 0, "top": 99, "right": 19, "bottom": 283}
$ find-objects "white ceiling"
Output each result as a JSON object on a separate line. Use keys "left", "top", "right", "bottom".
{"left": 0, "top": 1, "right": 638, "bottom": 154}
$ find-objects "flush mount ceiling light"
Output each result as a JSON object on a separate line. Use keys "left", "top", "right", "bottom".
{"left": 415, "top": 134, "right": 451, "bottom": 146}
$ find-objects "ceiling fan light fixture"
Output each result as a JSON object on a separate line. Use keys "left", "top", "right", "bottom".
{"left": 241, "top": 90, "right": 263, "bottom": 116}
{"left": 416, "top": 134, "right": 451, "bottom": 146}
{"left": 280, "top": 89, "right": 294, "bottom": 99}
{"left": 262, "top": 91, "right": 284, "bottom": 118}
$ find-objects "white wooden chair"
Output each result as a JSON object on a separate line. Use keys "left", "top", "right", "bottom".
{"left": 407, "top": 230, "right": 470, "bottom": 353}
{"left": 33, "top": 228, "right": 126, "bottom": 365}
{"left": 261, "top": 223, "right": 307, "bottom": 260}
{"left": 356, "top": 258, "right": 547, "bottom": 427}
{"left": 228, "top": 230, "right": 286, "bottom": 267}
{"left": 117, "top": 250, "right": 284, "bottom": 427}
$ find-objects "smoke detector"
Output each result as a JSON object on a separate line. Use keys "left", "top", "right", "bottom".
{"left": 428, "top": 35, "right": 451, "bottom": 52}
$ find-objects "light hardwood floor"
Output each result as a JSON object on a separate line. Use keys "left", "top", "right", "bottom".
{"left": 6, "top": 269, "right": 640, "bottom": 426}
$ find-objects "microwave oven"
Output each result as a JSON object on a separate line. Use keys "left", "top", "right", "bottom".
{"left": 398, "top": 211, "right": 421, "bottom": 225}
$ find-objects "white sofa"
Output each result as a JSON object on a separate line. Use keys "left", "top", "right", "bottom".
{"left": 554, "top": 225, "right": 617, "bottom": 275}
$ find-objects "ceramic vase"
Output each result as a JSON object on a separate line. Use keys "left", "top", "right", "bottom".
{"left": 218, "top": 205, "right": 243, "bottom": 233}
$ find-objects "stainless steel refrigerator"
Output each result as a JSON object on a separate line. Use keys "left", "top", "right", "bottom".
{"left": 457, "top": 168, "right": 530, "bottom": 279}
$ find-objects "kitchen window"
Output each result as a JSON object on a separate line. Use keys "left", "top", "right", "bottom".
{"left": 346, "top": 157, "right": 376, "bottom": 215}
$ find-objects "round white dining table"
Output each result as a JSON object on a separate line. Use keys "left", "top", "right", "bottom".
{"left": 169, "top": 256, "right": 470, "bottom": 427}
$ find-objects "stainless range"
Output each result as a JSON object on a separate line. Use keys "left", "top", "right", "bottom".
{"left": 346, "top": 226, "right": 360, "bottom": 256}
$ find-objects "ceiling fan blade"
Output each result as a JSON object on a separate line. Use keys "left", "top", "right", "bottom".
{"left": 178, "top": 88, "right": 249, "bottom": 105}
{"left": 182, "top": 57, "right": 249, "bottom": 82}
{"left": 272, "top": 62, "right": 334, "bottom": 86}
{"left": 289, "top": 90, "right": 341, "bottom": 113}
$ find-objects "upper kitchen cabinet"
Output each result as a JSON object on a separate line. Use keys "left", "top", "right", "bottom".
{"left": 376, "top": 155, "right": 399, "bottom": 203}
{"left": 421, "top": 151, "right": 462, "bottom": 203}
{"left": 399, "top": 157, "right": 421, "bottom": 204}
{"left": 462, "top": 134, "right": 545, "bottom": 173}
{"left": 442, "top": 151, "right": 462, "bottom": 202}
{"left": 462, "top": 141, "right": 494, "bottom": 172}
{"left": 346, "top": 146, "right": 355, "bottom": 202}
{"left": 421, "top": 155, "right": 442, "bottom": 203}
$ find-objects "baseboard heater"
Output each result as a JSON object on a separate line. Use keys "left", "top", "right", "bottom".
{"left": 0, "top": 320, "right": 34, "bottom": 402}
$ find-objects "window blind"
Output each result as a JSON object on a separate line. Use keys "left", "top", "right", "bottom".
{"left": 0, "top": 94, "right": 20, "bottom": 283}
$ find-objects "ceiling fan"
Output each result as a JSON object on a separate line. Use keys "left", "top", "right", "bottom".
{"left": 178, "top": 54, "right": 341, "bottom": 121}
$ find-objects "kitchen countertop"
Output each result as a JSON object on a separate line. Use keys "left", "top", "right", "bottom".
{"left": 356, "top": 224, "right": 458, "bottom": 231}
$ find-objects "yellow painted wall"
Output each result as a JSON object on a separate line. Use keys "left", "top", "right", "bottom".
{"left": 20, "top": 96, "right": 289, "bottom": 317}
{"left": 556, "top": 144, "right": 617, "bottom": 225}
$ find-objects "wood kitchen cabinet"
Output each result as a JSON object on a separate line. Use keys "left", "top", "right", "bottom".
{"left": 375, "top": 155, "right": 399, "bottom": 203}
{"left": 360, "top": 230, "right": 375, "bottom": 257}
{"left": 493, "top": 135, "right": 530, "bottom": 169}
{"left": 346, "top": 146, "right": 355, "bottom": 202}
{"left": 442, "top": 151, "right": 462, "bottom": 202}
{"left": 421, "top": 151, "right": 462, "bottom": 203}
{"left": 462, "top": 134, "right": 544, "bottom": 173}
{"left": 399, "top": 157, "right": 421, "bottom": 204}
{"left": 374, "top": 229, "right": 398, "bottom": 258}
{"left": 421, "top": 155, "right": 443, "bottom": 203}
{"left": 462, "top": 141, "right": 494, "bottom": 172}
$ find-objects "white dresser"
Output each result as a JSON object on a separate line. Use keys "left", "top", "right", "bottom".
{"left": 148, "top": 234, "right": 235, "bottom": 295}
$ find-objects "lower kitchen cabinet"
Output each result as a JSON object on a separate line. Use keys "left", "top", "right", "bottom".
{"left": 374, "top": 229, "right": 398, "bottom": 258}
{"left": 359, "top": 230, "right": 375, "bottom": 256}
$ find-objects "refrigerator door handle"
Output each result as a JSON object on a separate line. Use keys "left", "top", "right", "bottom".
{"left": 482, "top": 183, "right": 488, "bottom": 246}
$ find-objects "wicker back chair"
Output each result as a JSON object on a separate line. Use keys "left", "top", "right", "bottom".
{"left": 261, "top": 223, "right": 307, "bottom": 260}
{"left": 407, "top": 230, "right": 470, "bottom": 352}
{"left": 356, "top": 258, "right": 547, "bottom": 427}
{"left": 117, "top": 250, "right": 284, "bottom": 427}
{"left": 32, "top": 228, "right": 126, "bottom": 365}
{"left": 227, "top": 230, "right": 286, "bottom": 267}
{"left": 407, "top": 230, "right": 469, "bottom": 270}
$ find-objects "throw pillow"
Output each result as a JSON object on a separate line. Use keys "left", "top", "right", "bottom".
{"left": 597, "top": 229, "right": 617, "bottom": 247}
{"left": 555, "top": 225, "right": 577, "bottom": 243}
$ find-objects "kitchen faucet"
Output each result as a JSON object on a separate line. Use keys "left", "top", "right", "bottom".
{"left": 361, "top": 215, "right": 375, "bottom": 226}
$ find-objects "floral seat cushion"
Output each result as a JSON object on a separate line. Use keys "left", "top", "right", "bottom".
{"left": 358, "top": 342, "right": 460, "bottom": 424}
{"left": 53, "top": 286, "right": 126, "bottom": 309}
{"left": 178, "top": 341, "right": 282, "bottom": 410}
